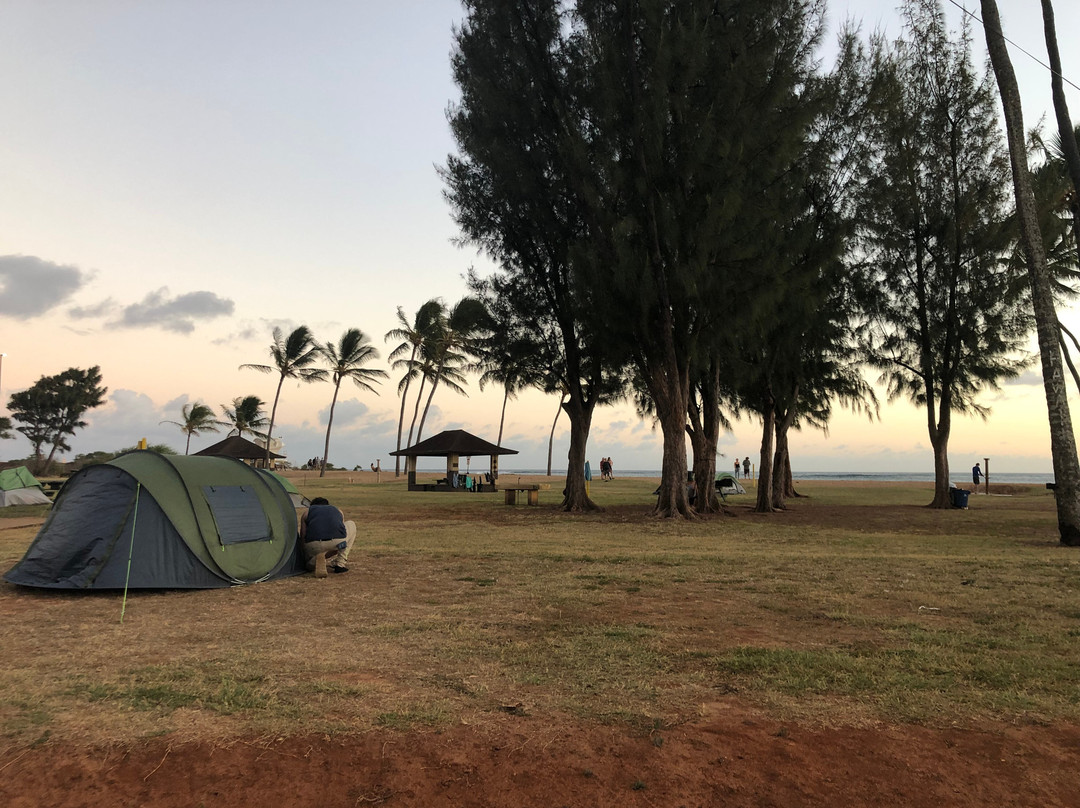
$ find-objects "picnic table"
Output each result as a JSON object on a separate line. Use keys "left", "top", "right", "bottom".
{"left": 499, "top": 483, "right": 548, "bottom": 506}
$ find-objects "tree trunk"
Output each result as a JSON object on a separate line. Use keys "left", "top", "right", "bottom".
{"left": 655, "top": 401, "right": 691, "bottom": 518}
{"left": 561, "top": 395, "right": 598, "bottom": 512}
{"left": 982, "top": 0, "right": 1080, "bottom": 544}
{"left": 405, "top": 374, "right": 427, "bottom": 450}
{"left": 393, "top": 348, "right": 418, "bottom": 476}
{"left": 755, "top": 400, "right": 776, "bottom": 514}
{"left": 264, "top": 375, "right": 285, "bottom": 467}
{"left": 497, "top": 385, "right": 509, "bottom": 447}
{"left": 770, "top": 395, "right": 798, "bottom": 510}
{"left": 416, "top": 372, "right": 442, "bottom": 443}
{"left": 688, "top": 367, "right": 723, "bottom": 513}
{"left": 773, "top": 412, "right": 799, "bottom": 507}
{"left": 320, "top": 380, "right": 341, "bottom": 478}
{"left": 547, "top": 393, "right": 566, "bottom": 477}
{"left": 930, "top": 432, "right": 951, "bottom": 509}
{"left": 1041, "top": 0, "right": 1080, "bottom": 269}
{"left": 928, "top": 405, "right": 952, "bottom": 509}
{"left": 782, "top": 452, "right": 799, "bottom": 499}
{"left": 184, "top": 432, "right": 192, "bottom": 455}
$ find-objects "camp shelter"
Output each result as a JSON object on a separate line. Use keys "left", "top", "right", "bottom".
{"left": 4, "top": 451, "right": 304, "bottom": 590}
{"left": 194, "top": 434, "right": 284, "bottom": 468}
{"left": 715, "top": 474, "right": 747, "bottom": 496}
{"left": 0, "top": 466, "right": 51, "bottom": 507}
{"left": 390, "top": 429, "right": 518, "bottom": 492}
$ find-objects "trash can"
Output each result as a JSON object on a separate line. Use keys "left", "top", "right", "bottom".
{"left": 950, "top": 488, "right": 970, "bottom": 509}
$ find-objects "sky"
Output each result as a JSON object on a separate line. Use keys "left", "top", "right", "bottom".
{"left": 1, "top": 0, "right": 1079, "bottom": 475}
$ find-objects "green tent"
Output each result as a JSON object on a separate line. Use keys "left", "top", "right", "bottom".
{"left": 0, "top": 466, "right": 51, "bottom": 507}
{"left": 4, "top": 451, "right": 304, "bottom": 589}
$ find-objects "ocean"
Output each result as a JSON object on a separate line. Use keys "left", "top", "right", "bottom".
{"left": 495, "top": 469, "right": 1056, "bottom": 484}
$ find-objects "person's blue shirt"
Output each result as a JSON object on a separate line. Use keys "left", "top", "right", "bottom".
{"left": 305, "top": 504, "right": 347, "bottom": 542}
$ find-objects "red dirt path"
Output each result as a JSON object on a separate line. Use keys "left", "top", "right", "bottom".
{"left": 3, "top": 707, "right": 1077, "bottom": 807}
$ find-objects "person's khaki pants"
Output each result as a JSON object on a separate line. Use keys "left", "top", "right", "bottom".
{"left": 303, "top": 520, "right": 357, "bottom": 570}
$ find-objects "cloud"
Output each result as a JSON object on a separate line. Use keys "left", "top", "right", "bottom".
{"left": 0, "top": 255, "right": 89, "bottom": 319}
{"left": 68, "top": 298, "right": 118, "bottom": 319}
{"left": 107, "top": 288, "right": 235, "bottom": 333}
{"left": 317, "top": 398, "right": 370, "bottom": 428}
{"left": 1004, "top": 370, "right": 1043, "bottom": 386}
{"left": 211, "top": 318, "right": 298, "bottom": 346}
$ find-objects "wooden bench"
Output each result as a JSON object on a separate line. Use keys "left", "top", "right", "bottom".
{"left": 500, "top": 484, "right": 544, "bottom": 506}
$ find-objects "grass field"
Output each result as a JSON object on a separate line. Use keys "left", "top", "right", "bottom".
{"left": 1, "top": 474, "right": 1077, "bottom": 748}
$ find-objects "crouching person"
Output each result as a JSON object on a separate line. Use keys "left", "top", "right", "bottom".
{"left": 300, "top": 497, "right": 356, "bottom": 578}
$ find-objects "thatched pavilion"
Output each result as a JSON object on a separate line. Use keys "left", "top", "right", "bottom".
{"left": 194, "top": 435, "right": 284, "bottom": 469}
{"left": 389, "top": 429, "right": 517, "bottom": 492}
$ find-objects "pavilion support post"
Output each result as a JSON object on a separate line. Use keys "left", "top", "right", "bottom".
{"left": 407, "top": 456, "right": 416, "bottom": 488}
{"left": 448, "top": 454, "right": 459, "bottom": 488}
{"left": 491, "top": 455, "right": 499, "bottom": 480}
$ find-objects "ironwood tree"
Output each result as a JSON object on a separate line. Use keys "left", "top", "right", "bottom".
{"left": 446, "top": 0, "right": 826, "bottom": 517}
{"left": 8, "top": 366, "right": 107, "bottom": 474}
{"left": 859, "top": 0, "right": 1028, "bottom": 509}
{"left": 444, "top": 0, "right": 625, "bottom": 511}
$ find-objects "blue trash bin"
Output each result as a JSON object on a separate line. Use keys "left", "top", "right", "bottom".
{"left": 950, "top": 488, "right": 970, "bottom": 509}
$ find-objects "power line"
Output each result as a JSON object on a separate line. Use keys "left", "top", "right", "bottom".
{"left": 945, "top": 0, "right": 1080, "bottom": 94}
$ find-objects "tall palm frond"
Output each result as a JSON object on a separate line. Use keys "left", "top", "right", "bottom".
{"left": 241, "top": 325, "right": 328, "bottom": 465}
{"left": 317, "top": 329, "right": 388, "bottom": 477}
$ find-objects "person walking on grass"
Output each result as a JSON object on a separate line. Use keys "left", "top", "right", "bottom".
{"left": 299, "top": 497, "right": 356, "bottom": 577}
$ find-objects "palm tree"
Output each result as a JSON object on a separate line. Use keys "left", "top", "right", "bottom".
{"left": 982, "top": 0, "right": 1080, "bottom": 544}
{"left": 317, "top": 329, "right": 388, "bottom": 477}
{"left": 384, "top": 300, "right": 445, "bottom": 475}
{"left": 415, "top": 296, "right": 490, "bottom": 442}
{"left": 240, "top": 326, "right": 327, "bottom": 465}
{"left": 476, "top": 335, "right": 542, "bottom": 447}
{"left": 220, "top": 395, "right": 269, "bottom": 440}
{"left": 159, "top": 401, "right": 227, "bottom": 454}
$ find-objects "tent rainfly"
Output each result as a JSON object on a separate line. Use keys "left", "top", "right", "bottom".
{"left": 0, "top": 466, "right": 51, "bottom": 507}
{"left": 4, "top": 451, "right": 304, "bottom": 590}
{"left": 389, "top": 429, "right": 518, "bottom": 492}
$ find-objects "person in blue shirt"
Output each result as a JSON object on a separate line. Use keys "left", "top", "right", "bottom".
{"left": 299, "top": 497, "right": 356, "bottom": 577}
{"left": 972, "top": 462, "right": 983, "bottom": 487}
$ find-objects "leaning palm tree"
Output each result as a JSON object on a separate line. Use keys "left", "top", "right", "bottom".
{"left": 384, "top": 300, "right": 445, "bottom": 475}
{"left": 219, "top": 395, "right": 269, "bottom": 439}
{"left": 414, "top": 296, "right": 490, "bottom": 442}
{"left": 159, "top": 401, "right": 227, "bottom": 454}
{"left": 240, "top": 326, "right": 327, "bottom": 465}
{"left": 476, "top": 335, "right": 543, "bottom": 447}
{"left": 317, "top": 329, "right": 388, "bottom": 477}
{"left": 982, "top": 0, "right": 1080, "bottom": 544}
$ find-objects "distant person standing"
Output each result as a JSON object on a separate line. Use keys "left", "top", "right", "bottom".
{"left": 743, "top": 457, "right": 751, "bottom": 479}
{"left": 734, "top": 459, "right": 741, "bottom": 478}
{"left": 972, "top": 462, "right": 983, "bottom": 487}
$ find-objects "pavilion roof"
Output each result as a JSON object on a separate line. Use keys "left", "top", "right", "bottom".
{"left": 389, "top": 429, "right": 518, "bottom": 458}
{"left": 193, "top": 434, "right": 284, "bottom": 460}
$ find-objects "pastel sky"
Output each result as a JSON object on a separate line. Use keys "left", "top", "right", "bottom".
{"left": 1, "top": 1, "right": 1078, "bottom": 474}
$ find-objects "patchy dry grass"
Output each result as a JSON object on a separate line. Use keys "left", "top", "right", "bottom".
{"left": 1, "top": 475, "right": 1078, "bottom": 748}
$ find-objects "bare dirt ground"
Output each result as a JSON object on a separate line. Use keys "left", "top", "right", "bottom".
{"left": 4, "top": 710, "right": 1078, "bottom": 807}
{"left": 2, "top": 480, "right": 1078, "bottom": 806}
